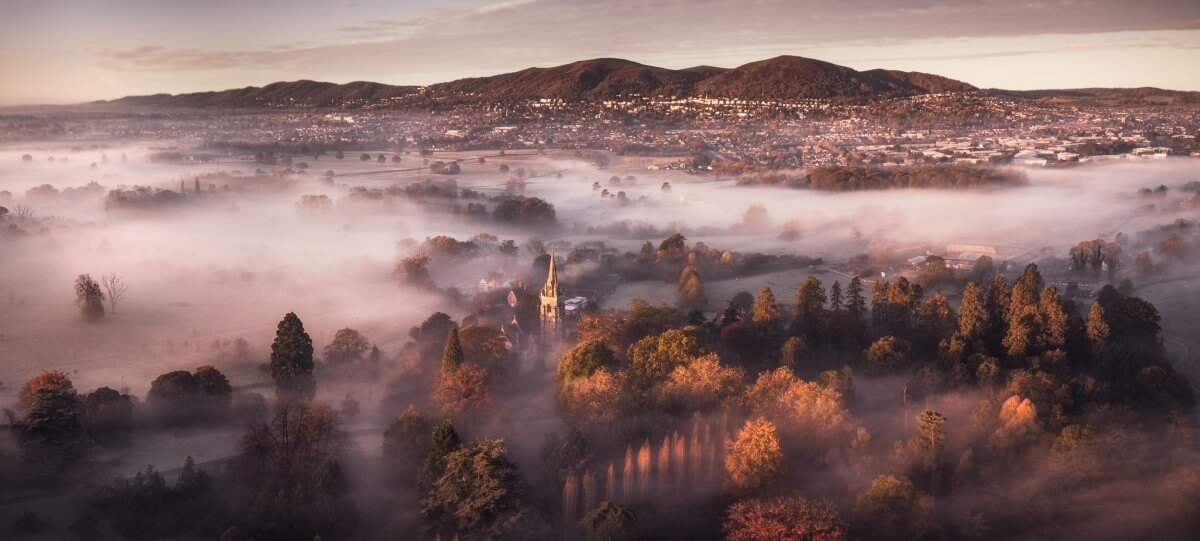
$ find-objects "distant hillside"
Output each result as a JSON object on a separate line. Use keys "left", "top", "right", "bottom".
{"left": 692, "top": 56, "right": 977, "bottom": 100}
{"left": 107, "top": 80, "right": 418, "bottom": 108}
{"left": 990, "top": 87, "right": 1200, "bottom": 107}
{"left": 426, "top": 58, "right": 719, "bottom": 101}
{"left": 100, "top": 55, "right": 1198, "bottom": 109}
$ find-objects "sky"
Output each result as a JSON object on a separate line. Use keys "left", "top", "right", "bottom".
{"left": 1, "top": 0, "right": 1199, "bottom": 105}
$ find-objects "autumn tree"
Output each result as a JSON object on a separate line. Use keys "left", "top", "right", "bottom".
{"left": 581, "top": 501, "right": 636, "bottom": 541}
{"left": 619, "top": 300, "right": 686, "bottom": 350}
{"left": 954, "top": 282, "right": 988, "bottom": 347}
{"left": 421, "top": 439, "right": 527, "bottom": 539}
{"left": 626, "top": 329, "right": 703, "bottom": 386}
{"left": 851, "top": 475, "right": 936, "bottom": 541}
{"left": 441, "top": 326, "right": 464, "bottom": 373}
{"left": 751, "top": 286, "right": 782, "bottom": 328}
{"left": 435, "top": 363, "right": 490, "bottom": 419}
{"left": 724, "top": 496, "right": 847, "bottom": 541}
{"left": 865, "top": 336, "right": 912, "bottom": 375}
{"left": 14, "top": 370, "right": 87, "bottom": 469}
{"left": 1085, "top": 302, "right": 1110, "bottom": 360}
{"left": 1002, "top": 304, "right": 1040, "bottom": 363}
{"left": 269, "top": 312, "right": 316, "bottom": 401}
{"left": 323, "top": 328, "right": 370, "bottom": 366}
{"left": 561, "top": 368, "right": 623, "bottom": 426}
{"left": 1039, "top": 285, "right": 1069, "bottom": 353}
{"left": 657, "top": 353, "right": 746, "bottom": 412}
{"left": 1008, "top": 264, "right": 1044, "bottom": 322}
{"left": 557, "top": 340, "right": 617, "bottom": 385}
{"left": 987, "top": 395, "right": 1041, "bottom": 451}
{"left": 906, "top": 410, "right": 947, "bottom": 486}
{"left": 725, "top": 418, "right": 786, "bottom": 495}
{"left": 678, "top": 266, "right": 708, "bottom": 310}
{"left": 575, "top": 309, "right": 623, "bottom": 351}
{"left": 744, "top": 368, "right": 852, "bottom": 447}
{"left": 74, "top": 274, "right": 105, "bottom": 321}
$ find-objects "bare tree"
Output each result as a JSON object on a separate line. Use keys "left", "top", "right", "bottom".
{"left": 102, "top": 273, "right": 128, "bottom": 314}
{"left": 15, "top": 204, "right": 32, "bottom": 218}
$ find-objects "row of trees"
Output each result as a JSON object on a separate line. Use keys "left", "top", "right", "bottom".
{"left": 738, "top": 164, "right": 1028, "bottom": 191}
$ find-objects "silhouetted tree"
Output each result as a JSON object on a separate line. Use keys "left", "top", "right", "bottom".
{"left": 269, "top": 312, "right": 316, "bottom": 401}
{"left": 74, "top": 274, "right": 105, "bottom": 321}
{"left": 582, "top": 501, "right": 636, "bottom": 541}
{"left": 323, "top": 328, "right": 370, "bottom": 366}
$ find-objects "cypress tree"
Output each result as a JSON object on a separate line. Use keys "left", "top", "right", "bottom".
{"left": 984, "top": 275, "right": 1011, "bottom": 353}
{"left": 1003, "top": 306, "right": 1040, "bottom": 362}
{"left": 1039, "top": 285, "right": 1069, "bottom": 351}
{"left": 829, "top": 280, "right": 844, "bottom": 312}
{"left": 418, "top": 420, "right": 462, "bottom": 496}
{"left": 751, "top": 286, "right": 782, "bottom": 328}
{"left": 441, "top": 327, "right": 464, "bottom": 373}
{"left": 269, "top": 312, "right": 315, "bottom": 401}
{"left": 678, "top": 266, "right": 708, "bottom": 310}
{"left": 955, "top": 282, "right": 988, "bottom": 346}
{"left": 871, "top": 280, "right": 889, "bottom": 328}
{"left": 794, "top": 276, "right": 826, "bottom": 340}
{"left": 846, "top": 277, "right": 867, "bottom": 321}
{"left": 1008, "top": 264, "right": 1044, "bottom": 321}
{"left": 1086, "top": 302, "right": 1110, "bottom": 359}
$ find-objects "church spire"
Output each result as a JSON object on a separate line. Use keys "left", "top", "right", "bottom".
{"left": 539, "top": 253, "right": 562, "bottom": 335}
{"left": 543, "top": 253, "right": 559, "bottom": 297}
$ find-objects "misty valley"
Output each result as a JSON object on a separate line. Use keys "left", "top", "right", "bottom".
{"left": 3, "top": 108, "right": 1200, "bottom": 541}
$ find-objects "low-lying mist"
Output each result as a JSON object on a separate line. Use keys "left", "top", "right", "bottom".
{"left": 4, "top": 137, "right": 1200, "bottom": 540}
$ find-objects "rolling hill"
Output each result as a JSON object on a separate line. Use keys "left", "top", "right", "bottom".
{"left": 99, "top": 55, "right": 1196, "bottom": 109}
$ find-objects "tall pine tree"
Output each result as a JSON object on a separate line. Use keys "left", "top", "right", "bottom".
{"left": 955, "top": 282, "right": 988, "bottom": 347}
{"left": 269, "top": 312, "right": 315, "bottom": 401}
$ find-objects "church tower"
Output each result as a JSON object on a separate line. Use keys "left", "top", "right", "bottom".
{"left": 539, "top": 254, "right": 562, "bottom": 335}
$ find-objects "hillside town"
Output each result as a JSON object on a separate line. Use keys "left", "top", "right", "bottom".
{"left": 6, "top": 91, "right": 1196, "bottom": 175}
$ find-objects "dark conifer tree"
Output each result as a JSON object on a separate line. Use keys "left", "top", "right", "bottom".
{"left": 846, "top": 277, "right": 867, "bottom": 322}
{"left": 793, "top": 276, "right": 826, "bottom": 342}
{"left": 830, "top": 280, "right": 844, "bottom": 312}
{"left": 984, "top": 275, "right": 1011, "bottom": 354}
{"left": 269, "top": 312, "right": 316, "bottom": 401}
